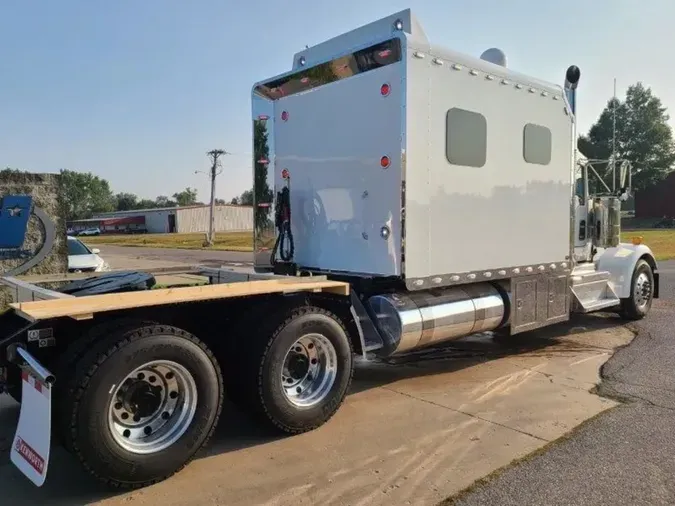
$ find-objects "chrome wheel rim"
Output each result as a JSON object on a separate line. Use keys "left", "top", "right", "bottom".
{"left": 281, "top": 334, "right": 338, "bottom": 408}
{"left": 634, "top": 272, "right": 652, "bottom": 309}
{"left": 108, "top": 360, "right": 198, "bottom": 454}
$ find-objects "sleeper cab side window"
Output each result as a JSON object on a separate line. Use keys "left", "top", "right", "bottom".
{"left": 445, "top": 108, "right": 487, "bottom": 168}
{"left": 523, "top": 123, "right": 552, "bottom": 165}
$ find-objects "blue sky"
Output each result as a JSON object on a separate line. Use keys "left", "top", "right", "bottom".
{"left": 1, "top": 0, "right": 673, "bottom": 202}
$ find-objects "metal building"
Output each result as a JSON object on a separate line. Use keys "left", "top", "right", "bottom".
{"left": 93, "top": 205, "right": 253, "bottom": 234}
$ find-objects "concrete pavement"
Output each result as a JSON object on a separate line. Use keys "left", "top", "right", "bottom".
{"left": 449, "top": 261, "right": 675, "bottom": 506}
{"left": 0, "top": 314, "right": 634, "bottom": 506}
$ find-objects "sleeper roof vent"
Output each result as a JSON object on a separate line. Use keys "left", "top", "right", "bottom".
{"left": 480, "top": 48, "right": 507, "bottom": 67}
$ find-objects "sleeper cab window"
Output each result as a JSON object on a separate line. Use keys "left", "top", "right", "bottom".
{"left": 445, "top": 108, "right": 487, "bottom": 168}
{"left": 523, "top": 123, "right": 552, "bottom": 165}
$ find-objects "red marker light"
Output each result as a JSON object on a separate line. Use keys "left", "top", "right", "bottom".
{"left": 281, "top": 169, "right": 290, "bottom": 179}
{"left": 258, "top": 115, "right": 269, "bottom": 121}
{"left": 300, "top": 77, "right": 309, "bottom": 84}
{"left": 281, "top": 111, "right": 289, "bottom": 121}
{"left": 380, "top": 156, "right": 390, "bottom": 168}
{"left": 379, "top": 49, "right": 392, "bottom": 58}
{"left": 380, "top": 83, "right": 391, "bottom": 96}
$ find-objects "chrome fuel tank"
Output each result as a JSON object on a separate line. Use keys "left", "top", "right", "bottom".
{"left": 367, "top": 284, "right": 507, "bottom": 355}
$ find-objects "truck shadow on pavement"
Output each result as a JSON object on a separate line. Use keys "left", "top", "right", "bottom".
{"left": 0, "top": 312, "right": 627, "bottom": 506}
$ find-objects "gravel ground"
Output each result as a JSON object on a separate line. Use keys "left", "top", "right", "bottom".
{"left": 448, "top": 260, "right": 675, "bottom": 506}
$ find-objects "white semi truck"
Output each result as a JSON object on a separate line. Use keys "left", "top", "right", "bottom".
{"left": 0, "top": 8, "right": 659, "bottom": 489}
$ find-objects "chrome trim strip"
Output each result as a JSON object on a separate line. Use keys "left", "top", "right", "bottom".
{"left": 405, "top": 260, "right": 571, "bottom": 291}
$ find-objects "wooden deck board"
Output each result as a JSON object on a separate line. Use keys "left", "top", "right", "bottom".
{"left": 9, "top": 278, "right": 351, "bottom": 322}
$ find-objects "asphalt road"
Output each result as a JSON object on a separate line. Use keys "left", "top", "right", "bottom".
{"left": 95, "top": 244, "right": 253, "bottom": 269}
{"left": 449, "top": 260, "right": 675, "bottom": 506}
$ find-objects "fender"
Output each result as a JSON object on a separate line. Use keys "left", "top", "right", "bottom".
{"left": 595, "top": 243, "right": 659, "bottom": 299}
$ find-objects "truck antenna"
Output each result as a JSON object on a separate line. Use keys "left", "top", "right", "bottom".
{"left": 612, "top": 77, "right": 617, "bottom": 191}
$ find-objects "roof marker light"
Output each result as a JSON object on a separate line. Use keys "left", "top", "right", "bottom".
{"left": 380, "top": 156, "right": 391, "bottom": 168}
{"left": 393, "top": 19, "right": 403, "bottom": 30}
{"left": 380, "top": 83, "right": 391, "bottom": 96}
{"left": 281, "top": 169, "right": 290, "bottom": 179}
{"left": 281, "top": 111, "right": 289, "bottom": 121}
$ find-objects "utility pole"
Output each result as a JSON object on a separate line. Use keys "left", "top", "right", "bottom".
{"left": 202, "top": 149, "right": 228, "bottom": 246}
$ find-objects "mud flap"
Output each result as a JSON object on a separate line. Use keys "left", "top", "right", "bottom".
{"left": 10, "top": 350, "right": 54, "bottom": 487}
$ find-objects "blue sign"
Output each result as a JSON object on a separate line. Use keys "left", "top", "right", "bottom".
{"left": 0, "top": 195, "right": 33, "bottom": 250}
{"left": 0, "top": 194, "right": 56, "bottom": 276}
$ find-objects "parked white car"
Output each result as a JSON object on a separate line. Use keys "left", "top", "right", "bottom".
{"left": 78, "top": 227, "right": 101, "bottom": 236}
{"left": 67, "top": 235, "right": 111, "bottom": 273}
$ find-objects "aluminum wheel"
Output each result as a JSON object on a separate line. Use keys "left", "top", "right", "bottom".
{"left": 281, "top": 333, "right": 338, "bottom": 408}
{"left": 634, "top": 271, "right": 652, "bottom": 309}
{"left": 108, "top": 360, "right": 198, "bottom": 454}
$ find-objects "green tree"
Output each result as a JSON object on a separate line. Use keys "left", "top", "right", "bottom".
{"left": 253, "top": 118, "right": 273, "bottom": 232}
{"left": 172, "top": 187, "right": 198, "bottom": 207}
{"left": 154, "top": 195, "right": 177, "bottom": 208}
{"left": 59, "top": 169, "right": 115, "bottom": 220}
{"left": 136, "top": 199, "right": 157, "bottom": 209}
{"left": 578, "top": 82, "right": 675, "bottom": 192}
{"left": 239, "top": 189, "right": 254, "bottom": 206}
{"left": 115, "top": 192, "right": 139, "bottom": 211}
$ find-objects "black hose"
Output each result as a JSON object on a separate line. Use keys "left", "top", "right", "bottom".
{"left": 271, "top": 186, "right": 294, "bottom": 264}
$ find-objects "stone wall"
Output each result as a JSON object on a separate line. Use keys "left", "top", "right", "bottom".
{"left": 0, "top": 172, "right": 67, "bottom": 310}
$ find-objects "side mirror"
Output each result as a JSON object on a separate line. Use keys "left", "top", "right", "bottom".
{"left": 91, "top": 248, "right": 101, "bottom": 254}
{"left": 619, "top": 160, "right": 628, "bottom": 189}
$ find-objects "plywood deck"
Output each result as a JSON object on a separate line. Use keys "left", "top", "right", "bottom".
{"left": 9, "top": 278, "right": 351, "bottom": 322}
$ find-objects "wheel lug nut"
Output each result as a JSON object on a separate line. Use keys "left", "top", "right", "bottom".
{"left": 121, "top": 412, "right": 129, "bottom": 420}
{"left": 296, "top": 387, "right": 302, "bottom": 393}
{"left": 114, "top": 402, "right": 123, "bottom": 410}
{"left": 166, "top": 372, "right": 174, "bottom": 380}
{"left": 161, "top": 412, "right": 170, "bottom": 420}
{"left": 169, "top": 391, "right": 178, "bottom": 399}
{"left": 144, "top": 426, "right": 152, "bottom": 435}
{"left": 123, "top": 429, "right": 131, "bottom": 438}
{"left": 133, "top": 414, "right": 141, "bottom": 422}
{"left": 149, "top": 376, "right": 156, "bottom": 383}
{"left": 311, "top": 358, "right": 318, "bottom": 365}
{"left": 308, "top": 343, "right": 314, "bottom": 349}
{"left": 137, "top": 373, "right": 145, "bottom": 380}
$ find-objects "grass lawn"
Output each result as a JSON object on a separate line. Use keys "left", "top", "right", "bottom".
{"left": 82, "top": 232, "right": 254, "bottom": 252}
{"left": 620, "top": 229, "right": 675, "bottom": 261}
{"left": 82, "top": 229, "right": 675, "bottom": 260}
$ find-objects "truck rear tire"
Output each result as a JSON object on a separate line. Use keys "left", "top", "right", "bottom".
{"left": 231, "top": 306, "right": 354, "bottom": 434}
{"left": 620, "top": 259, "right": 654, "bottom": 320}
{"left": 58, "top": 324, "right": 223, "bottom": 489}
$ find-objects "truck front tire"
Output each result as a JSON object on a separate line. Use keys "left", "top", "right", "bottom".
{"left": 620, "top": 259, "right": 655, "bottom": 320}
{"left": 58, "top": 324, "right": 223, "bottom": 489}
{"left": 230, "top": 306, "right": 354, "bottom": 434}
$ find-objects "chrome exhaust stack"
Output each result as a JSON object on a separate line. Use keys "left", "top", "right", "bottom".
{"left": 564, "top": 65, "right": 581, "bottom": 116}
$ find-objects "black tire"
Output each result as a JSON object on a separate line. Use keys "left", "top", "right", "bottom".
{"left": 231, "top": 305, "right": 353, "bottom": 434}
{"left": 58, "top": 324, "right": 223, "bottom": 489}
{"left": 620, "top": 259, "right": 654, "bottom": 320}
